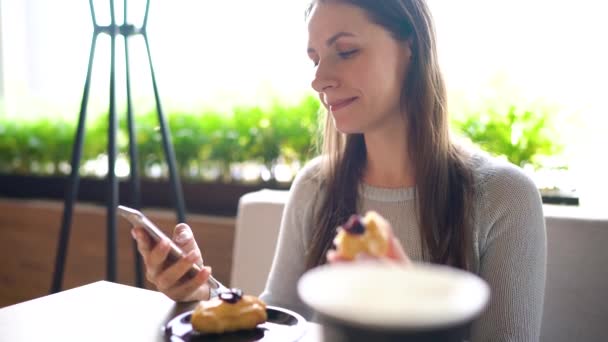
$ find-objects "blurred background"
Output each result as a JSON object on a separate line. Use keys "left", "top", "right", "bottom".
{"left": 2, "top": 0, "right": 606, "bottom": 211}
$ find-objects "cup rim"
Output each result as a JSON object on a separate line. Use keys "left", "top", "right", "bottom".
{"left": 297, "top": 261, "right": 490, "bottom": 330}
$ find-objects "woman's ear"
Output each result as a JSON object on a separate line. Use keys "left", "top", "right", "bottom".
{"left": 406, "top": 37, "right": 414, "bottom": 59}
{"left": 400, "top": 38, "right": 414, "bottom": 62}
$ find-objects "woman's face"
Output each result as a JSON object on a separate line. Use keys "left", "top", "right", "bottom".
{"left": 307, "top": 1, "right": 412, "bottom": 135}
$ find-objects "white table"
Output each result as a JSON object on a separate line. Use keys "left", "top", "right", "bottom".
{"left": 0, "top": 281, "right": 321, "bottom": 341}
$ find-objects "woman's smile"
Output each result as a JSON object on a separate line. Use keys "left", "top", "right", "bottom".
{"left": 329, "top": 97, "right": 358, "bottom": 112}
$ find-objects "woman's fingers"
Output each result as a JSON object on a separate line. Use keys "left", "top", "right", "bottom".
{"left": 145, "top": 239, "right": 172, "bottom": 277}
{"left": 354, "top": 252, "right": 376, "bottom": 261}
{"left": 327, "top": 249, "right": 355, "bottom": 263}
{"left": 132, "top": 227, "right": 180, "bottom": 281}
{"left": 326, "top": 250, "right": 341, "bottom": 263}
{"left": 131, "top": 227, "right": 152, "bottom": 253}
{"left": 132, "top": 227, "right": 171, "bottom": 278}
{"left": 155, "top": 250, "right": 200, "bottom": 290}
{"left": 388, "top": 235, "right": 411, "bottom": 264}
{"left": 172, "top": 223, "right": 204, "bottom": 266}
{"left": 326, "top": 237, "right": 411, "bottom": 265}
{"left": 380, "top": 218, "right": 411, "bottom": 264}
{"left": 132, "top": 223, "right": 211, "bottom": 302}
{"left": 163, "top": 267, "right": 212, "bottom": 302}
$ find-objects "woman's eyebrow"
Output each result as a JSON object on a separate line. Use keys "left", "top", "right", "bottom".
{"left": 308, "top": 31, "right": 356, "bottom": 53}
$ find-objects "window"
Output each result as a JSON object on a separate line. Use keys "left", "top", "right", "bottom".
{"left": 1, "top": 0, "right": 606, "bottom": 208}
{"left": 427, "top": 0, "right": 608, "bottom": 209}
{"left": 0, "top": 0, "right": 311, "bottom": 117}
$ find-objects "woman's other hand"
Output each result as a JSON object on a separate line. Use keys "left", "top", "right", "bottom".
{"left": 326, "top": 218, "right": 411, "bottom": 265}
{"left": 132, "top": 223, "right": 211, "bottom": 302}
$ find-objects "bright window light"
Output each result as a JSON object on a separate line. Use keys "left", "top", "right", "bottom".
{"left": 0, "top": 0, "right": 606, "bottom": 208}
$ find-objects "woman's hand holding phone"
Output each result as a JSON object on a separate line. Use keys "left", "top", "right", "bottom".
{"left": 131, "top": 223, "right": 212, "bottom": 302}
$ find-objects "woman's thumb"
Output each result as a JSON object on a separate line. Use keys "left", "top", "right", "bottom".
{"left": 388, "top": 235, "right": 410, "bottom": 264}
{"left": 173, "top": 223, "right": 197, "bottom": 252}
{"left": 173, "top": 223, "right": 204, "bottom": 265}
{"left": 379, "top": 217, "right": 410, "bottom": 264}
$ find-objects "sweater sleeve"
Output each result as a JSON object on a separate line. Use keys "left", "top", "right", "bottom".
{"left": 471, "top": 162, "right": 547, "bottom": 341}
{"left": 258, "top": 159, "right": 321, "bottom": 320}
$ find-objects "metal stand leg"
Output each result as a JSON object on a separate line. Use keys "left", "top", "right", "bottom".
{"left": 106, "top": 0, "right": 119, "bottom": 283}
{"left": 123, "top": 0, "right": 144, "bottom": 288}
{"left": 143, "top": 32, "right": 186, "bottom": 223}
{"left": 51, "top": 0, "right": 186, "bottom": 293}
{"left": 51, "top": 28, "right": 98, "bottom": 294}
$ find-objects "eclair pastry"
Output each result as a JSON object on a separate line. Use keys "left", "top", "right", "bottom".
{"left": 333, "top": 211, "right": 390, "bottom": 260}
{"left": 191, "top": 288, "right": 267, "bottom": 334}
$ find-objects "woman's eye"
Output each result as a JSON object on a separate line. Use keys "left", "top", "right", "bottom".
{"left": 338, "top": 49, "right": 359, "bottom": 59}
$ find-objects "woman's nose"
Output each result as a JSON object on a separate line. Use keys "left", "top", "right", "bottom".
{"left": 311, "top": 61, "right": 338, "bottom": 93}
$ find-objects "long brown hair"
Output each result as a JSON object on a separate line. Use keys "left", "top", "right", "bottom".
{"left": 305, "top": 0, "right": 474, "bottom": 271}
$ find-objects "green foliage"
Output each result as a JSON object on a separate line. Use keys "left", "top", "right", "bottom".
{"left": 0, "top": 93, "right": 563, "bottom": 181}
{"left": 0, "top": 116, "right": 75, "bottom": 174}
{"left": 29, "top": 118, "right": 75, "bottom": 172}
{"left": 0, "top": 119, "right": 19, "bottom": 172}
{"left": 0, "top": 96, "right": 321, "bottom": 182}
{"left": 452, "top": 102, "right": 563, "bottom": 168}
{"left": 273, "top": 96, "right": 321, "bottom": 163}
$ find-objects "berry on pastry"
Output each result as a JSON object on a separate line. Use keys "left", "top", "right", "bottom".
{"left": 333, "top": 211, "right": 390, "bottom": 260}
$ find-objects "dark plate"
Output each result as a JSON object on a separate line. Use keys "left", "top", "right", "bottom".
{"left": 164, "top": 306, "right": 307, "bottom": 342}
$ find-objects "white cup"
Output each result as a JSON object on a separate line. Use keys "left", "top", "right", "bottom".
{"left": 298, "top": 261, "right": 490, "bottom": 342}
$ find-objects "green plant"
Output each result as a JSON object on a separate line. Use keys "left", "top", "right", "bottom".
{"left": 452, "top": 102, "right": 563, "bottom": 168}
{"left": 232, "top": 105, "right": 272, "bottom": 166}
{"left": 30, "top": 118, "right": 75, "bottom": 173}
{"left": 0, "top": 96, "right": 321, "bottom": 182}
{"left": 272, "top": 95, "right": 320, "bottom": 164}
{"left": 0, "top": 116, "right": 75, "bottom": 174}
{"left": 168, "top": 111, "right": 206, "bottom": 177}
{"left": 0, "top": 118, "right": 18, "bottom": 173}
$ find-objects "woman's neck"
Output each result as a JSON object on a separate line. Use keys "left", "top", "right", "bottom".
{"left": 361, "top": 123, "right": 415, "bottom": 188}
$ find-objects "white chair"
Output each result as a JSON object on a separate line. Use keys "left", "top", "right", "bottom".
{"left": 540, "top": 208, "right": 608, "bottom": 342}
{"left": 230, "top": 189, "right": 290, "bottom": 296}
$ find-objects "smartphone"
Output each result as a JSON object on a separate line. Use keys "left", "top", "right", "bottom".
{"left": 117, "top": 205, "right": 201, "bottom": 279}
{"left": 117, "top": 205, "right": 224, "bottom": 291}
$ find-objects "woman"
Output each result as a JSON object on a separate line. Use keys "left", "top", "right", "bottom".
{"left": 132, "top": 0, "right": 546, "bottom": 340}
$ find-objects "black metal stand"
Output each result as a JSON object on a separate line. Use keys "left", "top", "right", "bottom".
{"left": 51, "top": 0, "right": 186, "bottom": 293}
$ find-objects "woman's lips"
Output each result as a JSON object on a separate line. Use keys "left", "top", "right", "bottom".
{"left": 329, "top": 97, "right": 358, "bottom": 112}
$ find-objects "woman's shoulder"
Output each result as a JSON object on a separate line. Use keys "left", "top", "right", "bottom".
{"left": 466, "top": 150, "right": 546, "bottom": 273}
{"left": 468, "top": 150, "right": 541, "bottom": 209}
{"left": 281, "top": 157, "right": 326, "bottom": 231}
{"left": 287, "top": 156, "right": 326, "bottom": 200}
{"left": 470, "top": 151, "right": 536, "bottom": 190}
{"left": 292, "top": 155, "right": 325, "bottom": 187}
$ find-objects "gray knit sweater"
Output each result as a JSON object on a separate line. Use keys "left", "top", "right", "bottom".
{"left": 260, "top": 152, "right": 546, "bottom": 341}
